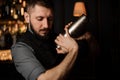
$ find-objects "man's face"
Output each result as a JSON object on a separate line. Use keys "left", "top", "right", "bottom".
{"left": 25, "top": 5, "right": 53, "bottom": 37}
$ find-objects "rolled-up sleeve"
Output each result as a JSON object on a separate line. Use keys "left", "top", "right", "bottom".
{"left": 11, "top": 42, "right": 46, "bottom": 80}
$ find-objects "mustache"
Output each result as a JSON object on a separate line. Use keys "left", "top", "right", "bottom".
{"left": 29, "top": 21, "right": 50, "bottom": 32}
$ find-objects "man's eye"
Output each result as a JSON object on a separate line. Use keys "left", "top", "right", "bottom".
{"left": 37, "top": 17, "right": 43, "bottom": 21}
{"left": 48, "top": 17, "right": 53, "bottom": 21}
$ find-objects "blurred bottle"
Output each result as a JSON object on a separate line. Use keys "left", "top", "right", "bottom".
{"left": 4, "top": 0, "right": 12, "bottom": 18}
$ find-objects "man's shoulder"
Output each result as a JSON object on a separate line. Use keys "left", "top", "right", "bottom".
{"left": 11, "top": 42, "right": 33, "bottom": 52}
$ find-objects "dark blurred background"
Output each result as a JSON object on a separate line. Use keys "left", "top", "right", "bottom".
{"left": 0, "top": 0, "right": 119, "bottom": 80}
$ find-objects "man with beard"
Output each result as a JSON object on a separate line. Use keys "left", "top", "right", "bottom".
{"left": 11, "top": 0, "right": 79, "bottom": 80}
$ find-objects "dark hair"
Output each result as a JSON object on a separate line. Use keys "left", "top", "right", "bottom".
{"left": 25, "top": 0, "right": 53, "bottom": 12}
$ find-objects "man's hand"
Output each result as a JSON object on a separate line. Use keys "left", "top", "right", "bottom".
{"left": 55, "top": 23, "right": 78, "bottom": 54}
{"left": 74, "top": 32, "right": 92, "bottom": 41}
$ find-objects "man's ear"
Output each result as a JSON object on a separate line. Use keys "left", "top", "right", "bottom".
{"left": 24, "top": 12, "right": 30, "bottom": 23}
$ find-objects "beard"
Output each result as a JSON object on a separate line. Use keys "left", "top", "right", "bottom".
{"left": 28, "top": 21, "right": 51, "bottom": 40}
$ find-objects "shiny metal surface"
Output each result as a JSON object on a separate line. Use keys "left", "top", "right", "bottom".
{"left": 57, "top": 14, "right": 87, "bottom": 48}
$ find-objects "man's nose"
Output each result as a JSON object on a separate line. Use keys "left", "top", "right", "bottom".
{"left": 43, "top": 19, "right": 49, "bottom": 28}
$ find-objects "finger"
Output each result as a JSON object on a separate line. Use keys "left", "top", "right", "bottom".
{"left": 75, "top": 35, "right": 85, "bottom": 40}
{"left": 68, "top": 22, "right": 73, "bottom": 26}
{"left": 65, "top": 22, "right": 73, "bottom": 29}
{"left": 56, "top": 34, "right": 64, "bottom": 41}
{"left": 56, "top": 47, "right": 68, "bottom": 54}
{"left": 56, "top": 48, "right": 62, "bottom": 54}
{"left": 64, "top": 26, "right": 70, "bottom": 37}
{"left": 59, "top": 34, "right": 65, "bottom": 40}
{"left": 64, "top": 22, "right": 73, "bottom": 37}
{"left": 55, "top": 39, "right": 61, "bottom": 46}
{"left": 55, "top": 36, "right": 64, "bottom": 47}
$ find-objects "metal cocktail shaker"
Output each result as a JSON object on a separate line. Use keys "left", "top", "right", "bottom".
{"left": 64, "top": 14, "right": 87, "bottom": 38}
{"left": 57, "top": 14, "right": 87, "bottom": 48}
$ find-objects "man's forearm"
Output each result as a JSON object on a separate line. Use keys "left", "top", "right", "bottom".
{"left": 37, "top": 47, "right": 78, "bottom": 80}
